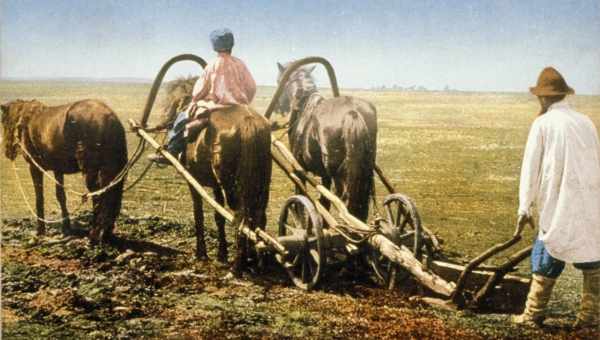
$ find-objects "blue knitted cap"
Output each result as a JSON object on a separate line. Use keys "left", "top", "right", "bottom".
{"left": 210, "top": 28, "right": 234, "bottom": 52}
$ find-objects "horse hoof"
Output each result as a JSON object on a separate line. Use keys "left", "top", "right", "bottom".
{"left": 196, "top": 254, "right": 209, "bottom": 261}
{"left": 217, "top": 252, "right": 228, "bottom": 264}
{"left": 231, "top": 261, "right": 245, "bottom": 276}
{"left": 88, "top": 229, "right": 101, "bottom": 246}
{"left": 102, "top": 232, "right": 116, "bottom": 244}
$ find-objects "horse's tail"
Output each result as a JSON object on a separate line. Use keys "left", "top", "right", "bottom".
{"left": 341, "top": 109, "right": 376, "bottom": 221}
{"left": 99, "top": 110, "right": 128, "bottom": 227}
{"left": 237, "top": 114, "right": 272, "bottom": 229}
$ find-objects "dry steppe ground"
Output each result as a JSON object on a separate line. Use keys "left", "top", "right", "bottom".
{"left": 1, "top": 80, "right": 599, "bottom": 339}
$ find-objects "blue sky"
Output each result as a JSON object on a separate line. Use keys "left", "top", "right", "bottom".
{"left": 2, "top": 0, "right": 599, "bottom": 93}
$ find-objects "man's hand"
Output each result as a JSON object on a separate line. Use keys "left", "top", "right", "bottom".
{"left": 186, "top": 103, "right": 199, "bottom": 117}
{"left": 514, "top": 213, "right": 535, "bottom": 237}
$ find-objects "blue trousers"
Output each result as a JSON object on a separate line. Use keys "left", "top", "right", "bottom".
{"left": 166, "top": 111, "right": 189, "bottom": 154}
{"left": 531, "top": 238, "right": 600, "bottom": 279}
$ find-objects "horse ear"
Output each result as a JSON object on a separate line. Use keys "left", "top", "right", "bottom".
{"left": 277, "top": 62, "right": 285, "bottom": 73}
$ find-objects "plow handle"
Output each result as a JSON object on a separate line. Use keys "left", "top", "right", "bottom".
{"left": 450, "top": 232, "right": 523, "bottom": 305}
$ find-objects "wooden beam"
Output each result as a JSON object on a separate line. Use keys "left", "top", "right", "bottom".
{"left": 369, "top": 234, "right": 456, "bottom": 296}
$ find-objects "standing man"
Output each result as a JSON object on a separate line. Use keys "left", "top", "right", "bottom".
{"left": 513, "top": 67, "right": 600, "bottom": 328}
{"left": 149, "top": 28, "right": 256, "bottom": 164}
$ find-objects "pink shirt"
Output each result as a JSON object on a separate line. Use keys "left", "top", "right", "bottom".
{"left": 192, "top": 53, "right": 256, "bottom": 105}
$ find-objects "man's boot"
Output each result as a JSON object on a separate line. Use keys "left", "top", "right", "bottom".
{"left": 512, "top": 274, "right": 557, "bottom": 326}
{"left": 573, "top": 267, "right": 600, "bottom": 329}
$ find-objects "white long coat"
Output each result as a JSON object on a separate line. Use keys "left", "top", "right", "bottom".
{"left": 519, "top": 101, "right": 600, "bottom": 263}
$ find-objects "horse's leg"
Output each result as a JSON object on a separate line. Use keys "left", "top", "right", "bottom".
{"left": 53, "top": 171, "right": 71, "bottom": 235}
{"left": 97, "top": 165, "right": 124, "bottom": 244}
{"left": 213, "top": 188, "right": 228, "bottom": 263}
{"left": 84, "top": 170, "right": 102, "bottom": 244}
{"left": 231, "top": 212, "right": 246, "bottom": 275}
{"left": 189, "top": 184, "right": 208, "bottom": 260}
{"left": 225, "top": 188, "right": 246, "bottom": 274}
{"left": 29, "top": 165, "right": 45, "bottom": 236}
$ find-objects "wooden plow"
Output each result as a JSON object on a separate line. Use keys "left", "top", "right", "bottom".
{"left": 130, "top": 54, "right": 532, "bottom": 312}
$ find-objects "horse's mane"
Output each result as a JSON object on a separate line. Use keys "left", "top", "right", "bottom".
{"left": 2, "top": 99, "right": 45, "bottom": 160}
{"left": 157, "top": 77, "right": 198, "bottom": 125}
{"left": 164, "top": 76, "right": 198, "bottom": 110}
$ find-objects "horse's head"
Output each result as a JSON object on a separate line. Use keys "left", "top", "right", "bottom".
{"left": 276, "top": 61, "right": 317, "bottom": 115}
{"left": 1, "top": 100, "right": 43, "bottom": 160}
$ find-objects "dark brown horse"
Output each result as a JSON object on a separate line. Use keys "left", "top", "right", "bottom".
{"left": 163, "top": 79, "right": 272, "bottom": 269}
{"left": 277, "top": 62, "right": 377, "bottom": 221}
{"left": 1, "top": 99, "right": 127, "bottom": 243}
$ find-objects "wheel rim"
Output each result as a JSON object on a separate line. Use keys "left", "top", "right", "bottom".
{"left": 278, "top": 195, "right": 324, "bottom": 290}
{"left": 366, "top": 193, "right": 429, "bottom": 287}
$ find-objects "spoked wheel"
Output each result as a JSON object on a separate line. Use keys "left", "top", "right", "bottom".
{"left": 366, "top": 193, "right": 431, "bottom": 288}
{"left": 277, "top": 195, "right": 325, "bottom": 290}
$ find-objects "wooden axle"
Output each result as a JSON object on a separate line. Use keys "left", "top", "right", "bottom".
{"left": 240, "top": 224, "right": 346, "bottom": 256}
{"left": 239, "top": 225, "right": 289, "bottom": 256}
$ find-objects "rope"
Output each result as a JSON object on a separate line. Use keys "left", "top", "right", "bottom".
{"left": 16, "top": 133, "right": 147, "bottom": 198}
{"left": 329, "top": 223, "right": 377, "bottom": 245}
{"left": 11, "top": 160, "right": 86, "bottom": 224}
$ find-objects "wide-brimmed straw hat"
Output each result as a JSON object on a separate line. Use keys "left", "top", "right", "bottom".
{"left": 530, "top": 67, "right": 574, "bottom": 96}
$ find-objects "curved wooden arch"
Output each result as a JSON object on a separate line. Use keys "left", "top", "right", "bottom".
{"left": 264, "top": 56, "right": 340, "bottom": 119}
{"left": 140, "top": 54, "right": 207, "bottom": 127}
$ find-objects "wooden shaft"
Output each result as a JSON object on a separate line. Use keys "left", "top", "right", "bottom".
{"left": 315, "top": 187, "right": 370, "bottom": 232}
{"left": 130, "top": 120, "right": 235, "bottom": 223}
{"left": 256, "top": 229, "right": 288, "bottom": 255}
{"left": 271, "top": 148, "right": 339, "bottom": 228}
{"left": 272, "top": 141, "right": 320, "bottom": 187}
{"left": 239, "top": 225, "right": 288, "bottom": 255}
{"left": 374, "top": 164, "right": 396, "bottom": 194}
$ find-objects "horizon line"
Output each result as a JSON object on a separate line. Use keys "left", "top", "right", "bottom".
{"left": 1, "top": 77, "right": 598, "bottom": 96}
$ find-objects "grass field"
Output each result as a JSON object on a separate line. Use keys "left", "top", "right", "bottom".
{"left": 1, "top": 80, "right": 599, "bottom": 339}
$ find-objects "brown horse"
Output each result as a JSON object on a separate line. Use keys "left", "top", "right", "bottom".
{"left": 163, "top": 79, "right": 272, "bottom": 270}
{"left": 276, "top": 62, "right": 378, "bottom": 221}
{"left": 1, "top": 99, "right": 127, "bottom": 243}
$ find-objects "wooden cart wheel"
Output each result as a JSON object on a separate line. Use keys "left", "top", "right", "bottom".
{"left": 278, "top": 195, "right": 325, "bottom": 290}
{"left": 367, "top": 193, "right": 431, "bottom": 288}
